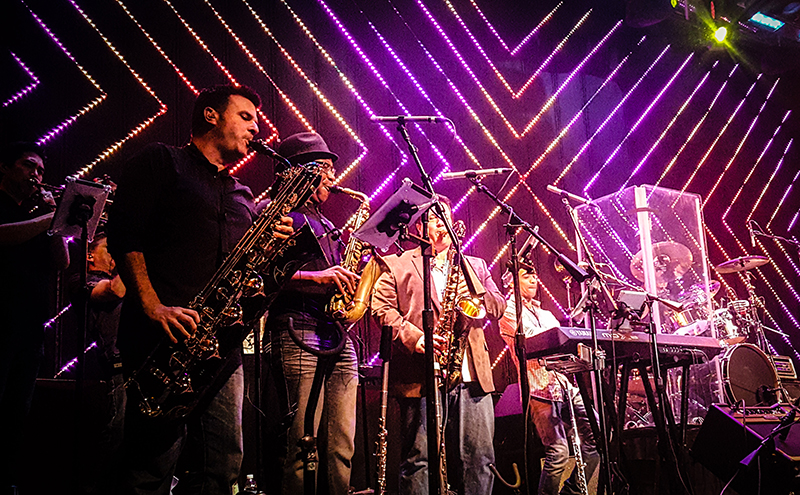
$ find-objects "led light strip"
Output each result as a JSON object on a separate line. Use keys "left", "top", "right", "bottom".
{"left": 23, "top": 4, "right": 107, "bottom": 149}
{"left": 445, "top": 0, "right": 561, "bottom": 96}
{"left": 599, "top": 53, "right": 694, "bottom": 186}
{"left": 689, "top": 76, "right": 762, "bottom": 202}
{"left": 61, "top": 0, "right": 168, "bottom": 176}
{"left": 470, "top": 0, "right": 563, "bottom": 55}
{"left": 3, "top": 51, "right": 40, "bottom": 107}
{"left": 651, "top": 65, "right": 738, "bottom": 189}
{"left": 238, "top": 0, "right": 368, "bottom": 183}
{"left": 747, "top": 117, "right": 792, "bottom": 221}
{"left": 515, "top": 11, "right": 593, "bottom": 102}
{"left": 578, "top": 45, "right": 675, "bottom": 191}
{"left": 54, "top": 342, "right": 97, "bottom": 378}
{"left": 43, "top": 303, "right": 71, "bottom": 329}
{"left": 769, "top": 146, "right": 800, "bottom": 228}
{"left": 632, "top": 67, "right": 713, "bottom": 188}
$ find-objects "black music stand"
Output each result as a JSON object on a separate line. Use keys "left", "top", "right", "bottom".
{"left": 49, "top": 177, "right": 110, "bottom": 490}
{"left": 352, "top": 177, "right": 433, "bottom": 251}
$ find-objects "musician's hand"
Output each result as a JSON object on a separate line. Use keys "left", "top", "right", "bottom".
{"left": 414, "top": 334, "right": 449, "bottom": 355}
{"left": 272, "top": 216, "right": 294, "bottom": 240}
{"left": 300, "top": 266, "right": 360, "bottom": 296}
{"left": 144, "top": 303, "right": 200, "bottom": 344}
{"left": 40, "top": 190, "right": 57, "bottom": 207}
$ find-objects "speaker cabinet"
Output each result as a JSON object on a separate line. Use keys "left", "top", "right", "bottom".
{"left": 692, "top": 404, "right": 800, "bottom": 494}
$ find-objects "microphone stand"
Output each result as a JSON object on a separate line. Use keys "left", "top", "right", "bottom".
{"left": 556, "top": 192, "right": 618, "bottom": 495}
{"left": 394, "top": 120, "right": 461, "bottom": 494}
{"left": 468, "top": 178, "right": 590, "bottom": 495}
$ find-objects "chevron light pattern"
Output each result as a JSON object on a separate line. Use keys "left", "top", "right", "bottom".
{"left": 2, "top": 0, "right": 798, "bottom": 363}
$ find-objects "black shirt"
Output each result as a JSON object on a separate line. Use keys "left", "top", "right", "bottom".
{"left": 0, "top": 190, "right": 55, "bottom": 333}
{"left": 107, "top": 143, "right": 256, "bottom": 360}
{"left": 268, "top": 204, "right": 342, "bottom": 316}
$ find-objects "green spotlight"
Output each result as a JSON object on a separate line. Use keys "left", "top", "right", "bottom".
{"left": 714, "top": 26, "right": 727, "bottom": 42}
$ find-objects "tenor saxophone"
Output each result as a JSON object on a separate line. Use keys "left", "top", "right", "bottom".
{"left": 325, "top": 185, "right": 388, "bottom": 324}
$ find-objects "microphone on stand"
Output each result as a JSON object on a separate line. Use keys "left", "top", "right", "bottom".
{"left": 546, "top": 184, "right": 592, "bottom": 205}
{"left": 518, "top": 226, "right": 540, "bottom": 259}
{"left": 371, "top": 115, "right": 449, "bottom": 123}
{"left": 748, "top": 220, "right": 756, "bottom": 248}
{"left": 440, "top": 168, "right": 512, "bottom": 181}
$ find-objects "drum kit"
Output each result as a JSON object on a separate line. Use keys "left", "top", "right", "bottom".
{"left": 627, "top": 243, "right": 782, "bottom": 410}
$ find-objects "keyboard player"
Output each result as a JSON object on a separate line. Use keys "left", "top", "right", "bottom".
{"left": 499, "top": 262, "right": 599, "bottom": 495}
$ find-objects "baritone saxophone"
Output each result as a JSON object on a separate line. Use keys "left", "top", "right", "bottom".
{"left": 325, "top": 185, "right": 389, "bottom": 324}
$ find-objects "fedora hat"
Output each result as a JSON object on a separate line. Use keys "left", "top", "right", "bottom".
{"left": 277, "top": 132, "right": 338, "bottom": 168}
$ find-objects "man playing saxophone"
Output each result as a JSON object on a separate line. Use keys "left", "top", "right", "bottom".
{"left": 107, "top": 85, "right": 293, "bottom": 494}
{"left": 372, "top": 195, "right": 505, "bottom": 494}
{"left": 499, "top": 262, "right": 599, "bottom": 495}
{"left": 264, "top": 132, "right": 360, "bottom": 495}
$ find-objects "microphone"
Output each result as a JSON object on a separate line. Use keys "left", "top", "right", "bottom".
{"left": 371, "top": 115, "right": 448, "bottom": 123}
{"left": 518, "top": 226, "right": 540, "bottom": 259}
{"left": 748, "top": 220, "right": 756, "bottom": 248}
{"left": 546, "top": 184, "right": 592, "bottom": 205}
{"left": 440, "top": 168, "right": 512, "bottom": 181}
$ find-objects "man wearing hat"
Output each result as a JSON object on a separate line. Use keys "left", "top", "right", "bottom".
{"left": 499, "top": 262, "right": 599, "bottom": 495}
{"left": 266, "top": 132, "right": 360, "bottom": 495}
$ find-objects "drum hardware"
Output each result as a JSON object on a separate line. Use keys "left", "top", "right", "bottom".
{"left": 630, "top": 241, "right": 692, "bottom": 286}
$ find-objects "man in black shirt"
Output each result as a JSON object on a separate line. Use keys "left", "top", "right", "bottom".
{"left": 0, "top": 142, "right": 70, "bottom": 493}
{"left": 107, "top": 85, "right": 292, "bottom": 495}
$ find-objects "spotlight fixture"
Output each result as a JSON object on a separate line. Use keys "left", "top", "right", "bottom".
{"left": 714, "top": 25, "right": 728, "bottom": 41}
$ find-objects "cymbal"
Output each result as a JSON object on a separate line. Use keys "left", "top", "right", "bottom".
{"left": 715, "top": 255, "right": 770, "bottom": 274}
{"left": 630, "top": 241, "right": 693, "bottom": 284}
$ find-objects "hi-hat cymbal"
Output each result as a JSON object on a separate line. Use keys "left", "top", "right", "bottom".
{"left": 677, "top": 280, "right": 721, "bottom": 303}
{"left": 630, "top": 241, "right": 693, "bottom": 284}
{"left": 715, "top": 255, "right": 770, "bottom": 274}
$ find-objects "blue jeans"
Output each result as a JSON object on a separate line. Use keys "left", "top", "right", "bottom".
{"left": 398, "top": 382, "right": 495, "bottom": 495}
{"left": 269, "top": 312, "right": 359, "bottom": 495}
{"left": 122, "top": 365, "right": 244, "bottom": 495}
{"left": 530, "top": 388, "right": 599, "bottom": 495}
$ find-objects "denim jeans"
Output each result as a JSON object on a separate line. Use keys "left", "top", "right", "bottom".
{"left": 269, "top": 312, "right": 359, "bottom": 495}
{"left": 530, "top": 388, "right": 599, "bottom": 495}
{"left": 122, "top": 365, "right": 244, "bottom": 495}
{"left": 397, "top": 382, "right": 495, "bottom": 495}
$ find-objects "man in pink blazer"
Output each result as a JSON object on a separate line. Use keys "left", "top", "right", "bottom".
{"left": 372, "top": 196, "right": 505, "bottom": 494}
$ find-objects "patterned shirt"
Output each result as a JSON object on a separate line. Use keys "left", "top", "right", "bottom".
{"left": 500, "top": 295, "right": 570, "bottom": 402}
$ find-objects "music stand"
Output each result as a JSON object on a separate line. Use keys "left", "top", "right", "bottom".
{"left": 49, "top": 177, "right": 110, "bottom": 490}
{"left": 352, "top": 178, "right": 433, "bottom": 250}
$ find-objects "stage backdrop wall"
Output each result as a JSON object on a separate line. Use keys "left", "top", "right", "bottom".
{"left": 3, "top": 0, "right": 799, "bottom": 371}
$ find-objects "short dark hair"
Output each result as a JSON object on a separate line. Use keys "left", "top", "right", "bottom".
{"left": 191, "top": 85, "right": 261, "bottom": 137}
{"left": 0, "top": 142, "right": 45, "bottom": 169}
{"left": 89, "top": 231, "right": 107, "bottom": 253}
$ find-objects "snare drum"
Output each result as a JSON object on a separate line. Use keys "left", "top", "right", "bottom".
{"left": 718, "top": 344, "right": 779, "bottom": 406}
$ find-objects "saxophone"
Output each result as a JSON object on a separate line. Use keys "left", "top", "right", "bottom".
{"left": 127, "top": 162, "right": 324, "bottom": 421}
{"left": 435, "top": 220, "right": 486, "bottom": 390}
{"left": 431, "top": 219, "right": 486, "bottom": 494}
{"left": 566, "top": 385, "right": 590, "bottom": 495}
{"left": 325, "top": 185, "right": 388, "bottom": 324}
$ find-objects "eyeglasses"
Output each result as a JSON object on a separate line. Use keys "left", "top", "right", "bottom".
{"left": 312, "top": 161, "right": 336, "bottom": 177}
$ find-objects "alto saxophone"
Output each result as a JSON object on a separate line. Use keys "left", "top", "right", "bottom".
{"left": 325, "top": 185, "right": 388, "bottom": 324}
{"left": 126, "top": 162, "right": 324, "bottom": 421}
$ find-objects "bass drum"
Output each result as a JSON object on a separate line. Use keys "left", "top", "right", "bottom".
{"left": 718, "top": 344, "right": 779, "bottom": 406}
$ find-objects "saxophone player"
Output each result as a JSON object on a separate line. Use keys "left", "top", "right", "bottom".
{"left": 372, "top": 196, "right": 505, "bottom": 494}
{"left": 107, "top": 85, "right": 293, "bottom": 495}
{"left": 264, "top": 132, "right": 360, "bottom": 495}
{"left": 499, "top": 262, "right": 599, "bottom": 495}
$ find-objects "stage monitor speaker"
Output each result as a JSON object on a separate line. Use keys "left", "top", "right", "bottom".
{"left": 691, "top": 404, "right": 800, "bottom": 494}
